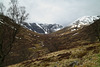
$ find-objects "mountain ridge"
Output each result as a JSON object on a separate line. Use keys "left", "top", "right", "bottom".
{"left": 71, "top": 15, "right": 100, "bottom": 29}
{"left": 22, "top": 22, "right": 63, "bottom": 34}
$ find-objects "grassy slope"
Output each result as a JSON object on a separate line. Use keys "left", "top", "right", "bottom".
{"left": 8, "top": 42, "right": 100, "bottom": 67}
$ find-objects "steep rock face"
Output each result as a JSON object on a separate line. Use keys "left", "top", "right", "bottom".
{"left": 22, "top": 22, "right": 63, "bottom": 34}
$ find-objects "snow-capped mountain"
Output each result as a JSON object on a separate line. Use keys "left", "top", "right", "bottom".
{"left": 71, "top": 16, "right": 100, "bottom": 30}
{"left": 22, "top": 22, "right": 63, "bottom": 34}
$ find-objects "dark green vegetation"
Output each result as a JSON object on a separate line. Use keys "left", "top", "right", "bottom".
{"left": 0, "top": 15, "right": 100, "bottom": 67}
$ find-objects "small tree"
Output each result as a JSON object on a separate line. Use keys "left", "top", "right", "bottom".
{"left": 7, "top": 0, "right": 29, "bottom": 25}
{"left": 16, "top": 6, "right": 29, "bottom": 24}
{"left": 7, "top": 0, "right": 19, "bottom": 23}
{"left": 0, "top": 2, "right": 6, "bottom": 15}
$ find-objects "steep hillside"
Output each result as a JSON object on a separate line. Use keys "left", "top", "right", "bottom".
{"left": 51, "top": 19, "right": 100, "bottom": 50}
{"left": 52, "top": 16, "right": 100, "bottom": 36}
{"left": 0, "top": 15, "right": 21, "bottom": 66}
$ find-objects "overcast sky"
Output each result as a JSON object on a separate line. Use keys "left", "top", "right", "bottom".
{"left": 0, "top": 0, "right": 100, "bottom": 26}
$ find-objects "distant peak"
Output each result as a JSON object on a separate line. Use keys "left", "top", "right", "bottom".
{"left": 22, "top": 22, "right": 63, "bottom": 34}
{"left": 71, "top": 15, "right": 100, "bottom": 31}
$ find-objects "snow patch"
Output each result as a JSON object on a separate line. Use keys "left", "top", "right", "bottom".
{"left": 71, "top": 29, "right": 76, "bottom": 31}
{"left": 36, "top": 23, "right": 48, "bottom": 34}
{"left": 0, "top": 21, "right": 4, "bottom": 24}
{"left": 32, "top": 47, "right": 36, "bottom": 49}
{"left": 37, "top": 36, "right": 40, "bottom": 37}
{"left": 15, "top": 36, "right": 19, "bottom": 39}
{"left": 72, "top": 33, "right": 78, "bottom": 36}
{"left": 34, "top": 35, "right": 36, "bottom": 36}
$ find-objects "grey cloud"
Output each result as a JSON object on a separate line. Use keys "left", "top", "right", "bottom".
{"left": 0, "top": 0, "right": 100, "bottom": 26}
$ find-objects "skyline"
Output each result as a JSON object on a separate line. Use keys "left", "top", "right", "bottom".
{"left": 0, "top": 0, "right": 100, "bottom": 26}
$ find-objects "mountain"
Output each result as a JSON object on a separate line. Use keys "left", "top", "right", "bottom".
{"left": 22, "top": 22, "right": 63, "bottom": 34}
{"left": 71, "top": 16, "right": 100, "bottom": 31}
{"left": 52, "top": 16, "right": 100, "bottom": 35}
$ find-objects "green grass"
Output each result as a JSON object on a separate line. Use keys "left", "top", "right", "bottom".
{"left": 96, "top": 53, "right": 100, "bottom": 67}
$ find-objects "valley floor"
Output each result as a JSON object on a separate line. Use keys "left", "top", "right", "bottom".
{"left": 8, "top": 42, "right": 100, "bottom": 67}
